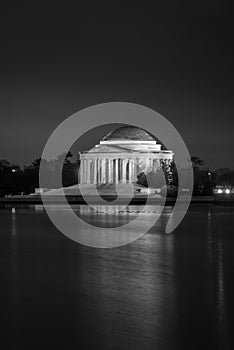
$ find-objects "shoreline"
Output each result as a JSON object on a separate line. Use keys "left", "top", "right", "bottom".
{"left": 0, "top": 195, "right": 233, "bottom": 205}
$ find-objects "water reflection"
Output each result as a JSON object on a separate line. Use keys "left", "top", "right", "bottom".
{"left": 207, "top": 209, "right": 231, "bottom": 348}
{"left": 34, "top": 204, "right": 44, "bottom": 212}
{"left": 77, "top": 227, "right": 176, "bottom": 346}
{"left": 217, "top": 239, "right": 224, "bottom": 320}
{"left": 76, "top": 204, "right": 171, "bottom": 229}
{"left": 1, "top": 204, "right": 234, "bottom": 349}
{"left": 9, "top": 204, "right": 19, "bottom": 323}
{"left": 11, "top": 207, "right": 16, "bottom": 237}
{"left": 216, "top": 237, "right": 231, "bottom": 349}
{"left": 207, "top": 210, "right": 213, "bottom": 263}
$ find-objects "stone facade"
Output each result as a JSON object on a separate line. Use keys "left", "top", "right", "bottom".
{"left": 78, "top": 126, "right": 174, "bottom": 185}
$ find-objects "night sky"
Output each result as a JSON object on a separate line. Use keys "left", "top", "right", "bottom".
{"left": 1, "top": 1, "right": 234, "bottom": 169}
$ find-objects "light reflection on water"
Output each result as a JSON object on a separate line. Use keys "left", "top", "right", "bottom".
{"left": 207, "top": 210, "right": 213, "bottom": 263}
{"left": 1, "top": 204, "right": 234, "bottom": 349}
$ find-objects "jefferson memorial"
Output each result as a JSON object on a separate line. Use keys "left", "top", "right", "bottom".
{"left": 78, "top": 126, "right": 173, "bottom": 185}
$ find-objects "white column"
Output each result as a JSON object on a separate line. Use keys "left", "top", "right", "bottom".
{"left": 83, "top": 159, "right": 87, "bottom": 183}
{"left": 90, "top": 160, "right": 93, "bottom": 181}
{"left": 132, "top": 159, "right": 135, "bottom": 182}
{"left": 93, "top": 159, "right": 97, "bottom": 184}
{"left": 99, "top": 159, "right": 103, "bottom": 184}
{"left": 115, "top": 159, "right": 119, "bottom": 184}
{"left": 156, "top": 158, "right": 160, "bottom": 171}
{"left": 104, "top": 159, "right": 107, "bottom": 183}
{"left": 131, "top": 158, "right": 135, "bottom": 182}
{"left": 150, "top": 158, "right": 153, "bottom": 171}
{"left": 99, "top": 159, "right": 102, "bottom": 184}
{"left": 87, "top": 160, "right": 91, "bottom": 184}
{"left": 128, "top": 159, "right": 133, "bottom": 182}
{"left": 134, "top": 158, "right": 137, "bottom": 181}
{"left": 97, "top": 159, "right": 100, "bottom": 184}
{"left": 122, "top": 158, "right": 127, "bottom": 183}
{"left": 84, "top": 159, "right": 87, "bottom": 184}
{"left": 156, "top": 159, "right": 158, "bottom": 171}
{"left": 106, "top": 159, "right": 109, "bottom": 183}
{"left": 79, "top": 159, "right": 83, "bottom": 184}
{"left": 101, "top": 158, "right": 106, "bottom": 184}
{"left": 108, "top": 159, "right": 114, "bottom": 183}
{"left": 145, "top": 158, "right": 150, "bottom": 173}
{"left": 118, "top": 159, "right": 122, "bottom": 182}
{"left": 111, "top": 159, "right": 114, "bottom": 183}
{"left": 134, "top": 158, "right": 138, "bottom": 181}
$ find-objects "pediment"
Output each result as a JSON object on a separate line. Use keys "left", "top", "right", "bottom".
{"left": 87, "top": 144, "right": 132, "bottom": 153}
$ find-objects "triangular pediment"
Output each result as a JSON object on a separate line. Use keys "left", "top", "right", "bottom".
{"left": 87, "top": 144, "right": 132, "bottom": 153}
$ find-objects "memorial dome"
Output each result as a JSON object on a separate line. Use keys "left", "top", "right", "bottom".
{"left": 102, "top": 126, "right": 155, "bottom": 142}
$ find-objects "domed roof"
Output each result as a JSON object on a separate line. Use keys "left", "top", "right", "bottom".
{"left": 102, "top": 126, "right": 155, "bottom": 141}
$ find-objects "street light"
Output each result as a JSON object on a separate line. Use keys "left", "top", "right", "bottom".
{"left": 208, "top": 171, "right": 212, "bottom": 182}
{"left": 11, "top": 168, "right": 16, "bottom": 194}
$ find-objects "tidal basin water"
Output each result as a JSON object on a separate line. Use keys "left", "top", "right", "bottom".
{"left": 1, "top": 204, "right": 234, "bottom": 350}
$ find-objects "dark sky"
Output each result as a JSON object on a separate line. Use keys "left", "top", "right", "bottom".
{"left": 1, "top": 1, "right": 234, "bottom": 169}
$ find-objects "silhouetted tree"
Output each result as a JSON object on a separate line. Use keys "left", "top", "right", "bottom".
{"left": 137, "top": 169, "right": 165, "bottom": 188}
{"left": 190, "top": 156, "right": 214, "bottom": 195}
{"left": 0, "top": 159, "right": 22, "bottom": 195}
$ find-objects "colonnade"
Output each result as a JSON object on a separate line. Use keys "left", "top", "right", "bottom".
{"left": 79, "top": 157, "right": 166, "bottom": 185}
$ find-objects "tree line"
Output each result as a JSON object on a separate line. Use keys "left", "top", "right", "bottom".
{"left": 0, "top": 154, "right": 233, "bottom": 196}
{"left": 136, "top": 156, "right": 234, "bottom": 196}
{"left": 0, "top": 152, "right": 79, "bottom": 196}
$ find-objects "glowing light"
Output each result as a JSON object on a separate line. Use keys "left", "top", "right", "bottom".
{"left": 217, "top": 189, "right": 223, "bottom": 194}
{"left": 225, "top": 189, "right": 230, "bottom": 194}
{"left": 11, "top": 169, "right": 16, "bottom": 173}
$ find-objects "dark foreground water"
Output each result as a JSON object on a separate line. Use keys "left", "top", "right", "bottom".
{"left": 0, "top": 204, "right": 234, "bottom": 350}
